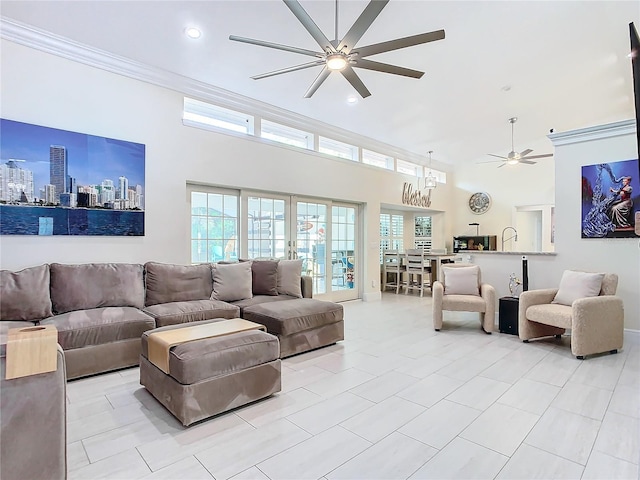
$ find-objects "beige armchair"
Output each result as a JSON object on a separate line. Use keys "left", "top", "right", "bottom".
{"left": 432, "top": 264, "right": 496, "bottom": 333}
{"left": 518, "top": 272, "right": 623, "bottom": 359}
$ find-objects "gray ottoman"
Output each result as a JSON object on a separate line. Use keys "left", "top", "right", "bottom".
{"left": 242, "top": 298, "right": 344, "bottom": 358}
{"left": 140, "top": 320, "right": 281, "bottom": 426}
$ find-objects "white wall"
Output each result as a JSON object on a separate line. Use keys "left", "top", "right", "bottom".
{"left": 452, "top": 156, "right": 555, "bottom": 251}
{"left": 551, "top": 120, "right": 639, "bottom": 330}
{"left": 468, "top": 121, "right": 639, "bottom": 331}
{"left": 0, "top": 40, "right": 454, "bottom": 301}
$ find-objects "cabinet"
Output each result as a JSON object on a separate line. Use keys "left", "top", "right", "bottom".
{"left": 453, "top": 235, "right": 497, "bottom": 252}
{"left": 499, "top": 297, "right": 519, "bottom": 335}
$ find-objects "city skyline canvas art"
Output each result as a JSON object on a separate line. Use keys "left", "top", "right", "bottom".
{"left": 0, "top": 119, "right": 145, "bottom": 236}
{"left": 581, "top": 158, "right": 639, "bottom": 238}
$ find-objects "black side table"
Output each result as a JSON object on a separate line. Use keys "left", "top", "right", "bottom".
{"left": 499, "top": 297, "right": 519, "bottom": 335}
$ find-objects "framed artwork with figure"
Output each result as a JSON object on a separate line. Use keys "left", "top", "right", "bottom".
{"left": 581, "top": 158, "right": 639, "bottom": 238}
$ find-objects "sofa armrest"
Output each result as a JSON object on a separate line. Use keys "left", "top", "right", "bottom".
{"left": 301, "top": 275, "right": 313, "bottom": 299}
{"left": 571, "top": 295, "right": 624, "bottom": 357}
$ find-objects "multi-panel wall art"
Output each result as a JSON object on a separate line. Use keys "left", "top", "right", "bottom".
{"left": 0, "top": 119, "right": 145, "bottom": 236}
{"left": 581, "top": 158, "right": 639, "bottom": 238}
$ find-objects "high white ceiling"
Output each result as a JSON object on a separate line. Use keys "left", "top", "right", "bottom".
{"left": 1, "top": 1, "right": 638, "bottom": 167}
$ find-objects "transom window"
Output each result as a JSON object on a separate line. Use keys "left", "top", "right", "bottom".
{"left": 261, "top": 120, "right": 313, "bottom": 150}
{"left": 363, "top": 149, "right": 394, "bottom": 170}
{"left": 183, "top": 97, "right": 253, "bottom": 134}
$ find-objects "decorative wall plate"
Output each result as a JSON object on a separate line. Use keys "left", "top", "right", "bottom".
{"left": 469, "top": 192, "right": 491, "bottom": 214}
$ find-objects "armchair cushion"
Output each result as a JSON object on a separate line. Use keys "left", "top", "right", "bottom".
{"left": 552, "top": 270, "right": 604, "bottom": 306}
{"left": 526, "top": 304, "right": 572, "bottom": 329}
{"left": 443, "top": 265, "right": 480, "bottom": 296}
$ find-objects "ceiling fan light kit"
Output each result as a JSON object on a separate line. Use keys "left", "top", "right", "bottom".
{"left": 229, "top": 0, "right": 445, "bottom": 98}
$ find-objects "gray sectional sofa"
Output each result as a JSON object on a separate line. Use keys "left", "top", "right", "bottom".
{"left": 0, "top": 260, "right": 344, "bottom": 379}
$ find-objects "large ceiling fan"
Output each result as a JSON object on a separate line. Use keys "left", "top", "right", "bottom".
{"left": 483, "top": 117, "right": 553, "bottom": 168}
{"left": 229, "top": 0, "right": 445, "bottom": 98}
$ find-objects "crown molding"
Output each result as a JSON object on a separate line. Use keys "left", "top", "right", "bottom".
{"left": 0, "top": 16, "right": 446, "bottom": 171}
{"left": 548, "top": 119, "right": 637, "bottom": 146}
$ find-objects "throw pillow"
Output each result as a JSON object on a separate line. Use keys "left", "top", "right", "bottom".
{"left": 0, "top": 264, "right": 53, "bottom": 321}
{"left": 443, "top": 266, "right": 480, "bottom": 296}
{"left": 211, "top": 261, "right": 253, "bottom": 302}
{"left": 277, "top": 259, "right": 303, "bottom": 298}
{"left": 552, "top": 270, "right": 604, "bottom": 306}
{"left": 251, "top": 260, "right": 279, "bottom": 296}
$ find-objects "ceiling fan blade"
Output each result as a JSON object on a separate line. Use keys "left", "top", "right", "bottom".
{"left": 252, "top": 61, "right": 325, "bottom": 80}
{"left": 352, "top": 58, "right": 424, "bottom": 78}
{"left": 341, "top": 66, "right": 371, "bottom": 98}
{"left": 520, "top": 160, "right": 537, "bottom": 165}
{"left": 488, "top": 154, "right": 508, "bottom": 160}
{"left": 336, "top": 0, "right": 389, "bottom": 54}
{"left": 283, "top": 0, "right": 335, "bottom": 52}
{"left": 520, "top": 148, "right": 533, "bottom": 157}
{"left": 477, "top": 159, "right": 505, "bottom": 164}
{"left": 304, "top": 67, "right": 331, "bottom": 98}
{"left": 497, "top": 163, "right": 507, "bottom": 168}
{"left": 355, "top": 30, "right": 445, "bottom": 58}
{"left": 520, "top": 153, "right": 553, "bottom": 160}
{"left": 229, "top": 35, "right": 322, "bottom": 57}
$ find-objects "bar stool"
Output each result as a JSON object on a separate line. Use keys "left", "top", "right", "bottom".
{"left": 405, "top": 248, "right": 431, "bottom": 297}
{"left": 382, "top": 250, "right": 405, "bottom": 294}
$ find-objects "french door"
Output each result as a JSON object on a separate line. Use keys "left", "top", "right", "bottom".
{"left": 243, "top": 192, "right": 359, "bottom": 301}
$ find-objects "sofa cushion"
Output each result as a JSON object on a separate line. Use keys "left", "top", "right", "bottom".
{"left": 443, "top": 265, "right": 480, "bottom": 296}
{"left": 0, "top": 265, "right": 53, "bottom": 321}
{"left": 251, "top": 260, "right": 279, "bottom": 296}
{"left": 143, "top": 300, "right": 240, "bottom": 327}
{"left": 527, "top": 303, "right": 573, "bottom": 329}
{"left": 50, "top": 263, "right": 144, "bottom": 314}
{"left": 40, "top": 307, "right": 155, "bottom": 350}
{"left": 277, "top": 259, "right": 303, "bottom": 298}
{"left": 171, "top": 330, "right": 279, "bottom": 384}
{"left": 552, "top": 270, "right": 605, "bottom": 306}
{"left": 145, "top": 262, "right": 213, "bottom": 306}
{"left": 243, "top": 298, "right": 343, "bottom": 336}
{"left": 231, "top": 295, "right": 296, "bottom": 316}
{"left": 211, "top": 262, "right": 253, "bottom": 302}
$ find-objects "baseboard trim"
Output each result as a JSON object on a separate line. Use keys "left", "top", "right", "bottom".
{"left": 363, "top": 291, "right": 382, "bottom": 302}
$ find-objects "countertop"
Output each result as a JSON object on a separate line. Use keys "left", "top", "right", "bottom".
{"left": 457, "top": 250, "right": 557, "bottom": 256}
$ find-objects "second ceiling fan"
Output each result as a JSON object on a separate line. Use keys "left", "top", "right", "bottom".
{"left": 484, "top": 117, "right": 553, "bottom": 168}
{"left": 229, "top": 0, "right": 445, "bottom": 98}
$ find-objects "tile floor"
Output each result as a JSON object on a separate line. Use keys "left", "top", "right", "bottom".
{"left": 66, "top": 294, "right": 640, "bottom": 480}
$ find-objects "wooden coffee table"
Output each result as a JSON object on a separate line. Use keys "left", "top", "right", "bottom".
{"left": 146, "top": 318, "right": 266, "bottom": 374}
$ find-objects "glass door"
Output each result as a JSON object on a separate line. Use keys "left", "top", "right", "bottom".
{"left": 294, "top": 200, "right": 328, "bottom": 296}
{"left": 239, "top": 192, "right": 359, "bottom": 301}
{"left": 246, "top": 195, "right": 289, "bottom": 259}
{"left": 331, "top": 204, "right": 358, "bottom": 301}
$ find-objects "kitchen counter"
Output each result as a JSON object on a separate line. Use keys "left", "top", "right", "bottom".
{"left": 457, "top": 250, "right": 557, "bottom": 256}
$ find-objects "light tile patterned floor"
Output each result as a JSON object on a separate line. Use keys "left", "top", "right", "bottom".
{"left": 66, "top": 294, "right": 640, "bottom": 480}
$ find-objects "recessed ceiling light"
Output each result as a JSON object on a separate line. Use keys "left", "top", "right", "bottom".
{"left": 347, "top": 96, "right": 358, "bottom": 105}
{"left": 185, "top": 27, "right": 202, "bottom": 39}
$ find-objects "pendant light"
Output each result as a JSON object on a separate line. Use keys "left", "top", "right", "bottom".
{"left": 425, "top": 151, "right": 437, "bottom": 189}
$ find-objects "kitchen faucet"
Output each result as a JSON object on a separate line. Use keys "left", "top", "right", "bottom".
{"left": 501, "top": 226, "right": 518, "bottom": 251}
